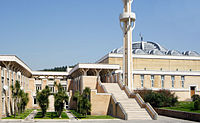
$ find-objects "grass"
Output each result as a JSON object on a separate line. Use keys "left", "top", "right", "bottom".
{"left": 161, "top": 101, "right": 200, "bottom": 114}
{"left": 70, "top": 110, "right": 115, "bottom": 119}
{"left": 34, "top": 112, "right": 69, "bottom": 119}
{"left": 3, "top": 109, "right": 34, "bottom": 119}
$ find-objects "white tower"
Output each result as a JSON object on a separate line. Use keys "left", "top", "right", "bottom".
{"left": 120, "top": 0, "right": 136, "bottom": 90}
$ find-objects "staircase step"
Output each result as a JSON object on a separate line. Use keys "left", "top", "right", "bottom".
{"left": 102, "top": 83, "right": 152, "bottom": 120}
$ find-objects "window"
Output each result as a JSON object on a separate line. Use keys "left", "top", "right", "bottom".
{"left": 33, "top": 96, "right": 37, "bottom": 104}
{"left": 171, "top": 76, "right": 175, "bottom": 88}
{"left": 62, "top": 86, "right": 67, "bottom": 91}
{"left": 181, "top": 76, "right": 185, "bottom": 88}
{"left": 151, "top": 75, "right": 154, "bottom": 87}
{"left": 49, "top": 85, "right": 54, "bottom": 93}
{"left": 1, "top": 68, "right": 4, "bottom": 77}
{"left": 7, "top": 70, "right": 9, "bottom": 78}
{"left": 161, "top": 75, "right": 165, "bottom": 88}
{"left": 2, "top": 98, "right": 4, "bottom": 113}
{"left": 141, "top": 75, "right": 144, "bottom": 87}
{"left": 36, "top": 84, "right": 42, "bottom": 91}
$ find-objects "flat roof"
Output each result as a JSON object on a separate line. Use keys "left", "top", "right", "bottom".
{"left": 32, "top": 71, "right": 68, "bottom": 76}
{"left": 69, "top": 63, "right": 120, "bottom": 75}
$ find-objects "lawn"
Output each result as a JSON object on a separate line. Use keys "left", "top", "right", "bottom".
{"left": 34, "top": 112, "right": 69, "bottom": 119}
{"left": 161, "top": 101, "right": 200, "bottom": 114}
{"left": 3, "top": 109, "right": 34, "bottom": 119}
{"left": 70, "top": 110, "right": 115, "bottom": 119}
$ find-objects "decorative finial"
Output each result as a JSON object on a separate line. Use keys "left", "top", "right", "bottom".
{"left": 139, "top": 33, "right": 143, "bottom": 41}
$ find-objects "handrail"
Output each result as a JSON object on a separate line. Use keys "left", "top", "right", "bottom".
{"left": 97, "top": 78, "right": 108, "bottom": 93}
{"left": 146, "top": 102, "right": 158, "bottom": 120}
{"left": 135, "top": 93, "right": 158, "bottom": 120}
{"left": 117, "top": 102, "right": 128, "bottom": 120}
{"left": 111, "top": 94, "right": 128, "bottom": 120}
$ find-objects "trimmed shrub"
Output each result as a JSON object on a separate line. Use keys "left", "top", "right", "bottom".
{"left": 192, "top": 94, "right": 200, "bottom": 102}
{"left": 134, "top": 88, "right": 153, "bottom": 99}
{"left": 194, "top": 100, "right": 200, "bottom": 110}
{"left": 139, "top": 89, "right": 178, "bottom": 108}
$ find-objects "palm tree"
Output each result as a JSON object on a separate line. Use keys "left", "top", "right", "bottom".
{"left": 10, "top": 80, "right": 21, "bottom": 117}
{"left": 73, "top": 91, "right": 80, "bottom": 112}
{"left": 54, "top": 83, "right": 68, "bottom": 118}
{"left": 36, "top": 86, "right": 50, "bottom": 117}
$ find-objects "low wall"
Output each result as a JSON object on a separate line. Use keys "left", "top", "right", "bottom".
{"left": 90, "top": 90, "right": 111, "bottom": 115}
{"left": 108, "top": 95, "right": 127, "bottom": 120}
{"left": 155, "top": 108, "right": 200, "bottom": 122}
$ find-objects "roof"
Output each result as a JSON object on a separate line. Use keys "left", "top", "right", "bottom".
{"left": 111, "top": 41, "right": 200, "bottom": 56}
{"left": 69, "top": 63, "right": 120, "bottom": 75}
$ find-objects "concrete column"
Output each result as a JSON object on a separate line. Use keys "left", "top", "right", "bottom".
{"left": 120, "top": 0, "right": 136, "bottom": 91}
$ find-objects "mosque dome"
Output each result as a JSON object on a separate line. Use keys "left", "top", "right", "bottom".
{"left": 183, "top": 51, "right": 200, "bottom": 56}
{"left": 110, "top": 41, "right": 200, "bottom": 56}
{"left": 166, "top": 50, "right": 182, "bottom": 56}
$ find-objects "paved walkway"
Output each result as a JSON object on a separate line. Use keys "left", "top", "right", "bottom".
{"left": 65, "top": 110, "right": 77, "bottom": 121}
{"left": 0, "top": 115, "right": 198, "bottom": 123}
{"left": 24, "top": 110, "right": 37, "bottom": 121}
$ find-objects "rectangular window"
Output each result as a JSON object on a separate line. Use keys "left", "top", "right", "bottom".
{"left": 181, "top": 76, "right": 185, "bottom": 88}
{"left": 62, "top": 86, "right": 67, "bottom": 91}
{"left": 33, "top": 96, "right": 37, "bottom": 104}
{"left": 7, "top": 70, "right": 9, "bottom": 78}
{"left": 49, "top": 86, "right": 54, "bottom": 93}
{"left": 141, "top": 75, "right": 144, "bottom": 87}
{"left": 161, "top": 75, "right": 165, "bottom": 88}
{"left": 36, "top": 84, "right": 42, "bottom": 91}
{"left": 151, "top": 75, "right": 154, "bottom": 87}
{"left": 171, "top": 76, "right": 175, "bottom": 88}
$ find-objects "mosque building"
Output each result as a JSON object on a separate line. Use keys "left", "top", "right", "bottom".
{"left": 0, "top": 0, "right": 200, "bottom": 120}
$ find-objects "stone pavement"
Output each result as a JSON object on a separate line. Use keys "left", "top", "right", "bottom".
{"left": 65, "top": 110, "right": 77, "bottom": 121}
{"left": 0, "top": 115, "right": 198, "bottom": 123}
{"left": 24, "top": 110, "right": 37, "bottom": 121}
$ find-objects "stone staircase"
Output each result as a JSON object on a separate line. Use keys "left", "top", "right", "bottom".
{"left": 102, "top": 83, "right": 152, "bottom": 120}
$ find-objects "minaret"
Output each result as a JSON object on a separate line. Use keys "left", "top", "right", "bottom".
{"left": 120, "top": 0, "right": 136, "bottom": 90}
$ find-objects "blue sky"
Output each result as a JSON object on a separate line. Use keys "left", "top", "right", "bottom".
{"left": 0, "top": 0, "right": 200, "bottom": 70}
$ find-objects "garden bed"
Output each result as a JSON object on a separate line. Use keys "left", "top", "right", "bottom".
{"left": 2, "top": 109, "right": 34, "bottom": 119}
{"left": 70, "top": 110, "right": 115, "bottom": 119}
{"left": 160, "top": 101, "right": 200, "bottom": 114}
{"left": 34, "top": 112, "right": 69, "bottom": 119}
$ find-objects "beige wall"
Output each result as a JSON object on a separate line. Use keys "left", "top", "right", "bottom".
{"left": 90, "top": 90, "right": 111, "bottom": 115}
{"left": 101, "top": 57, "right": 200, "bottom": 72}
{"left": 133, "top": 74, "right": 200, "bottom": 101}
{"left": 81, "top": 76, "right": 97, "bottom": 91}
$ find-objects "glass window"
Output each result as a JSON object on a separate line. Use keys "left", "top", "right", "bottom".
{"left": 33, "top": 96, "right": 37, "bottom": 104}
{"left": 151, "top": 75, "right": 154, "bottom": 87}
{"left": 36, "top": 84, "right": 42, "bottom": 91}
{"left": 161, "top": 75, "right": 165, "bottom": 88}
{"left": 141, "top": 75, "right": 144, "bottom": 87}
{"left": 171, "top": 76, "right": 175, "bottom": 88}
{"left": 49, "top": 86, "right": 54, "bottom": 93}
{"left": 181, "top": 76, "right": 185, "bottom": 88}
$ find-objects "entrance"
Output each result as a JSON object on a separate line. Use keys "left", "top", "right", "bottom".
{"left": 190, "top": 86, "right": 196, "bottom": 97}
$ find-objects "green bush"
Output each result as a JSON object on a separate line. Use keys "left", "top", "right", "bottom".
{"left": 192, "top": 94, "right": 200, "bottom": 102}
{"left": 134, "top": 88, "right": 153, "bottom": 99}
{"left": 194, "top": 100, "right": 200, "bottom": 110}
{"left": 141, "top": 89, "right": 178, "bottom": 108}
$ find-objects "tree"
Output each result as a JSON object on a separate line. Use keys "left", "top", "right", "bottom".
{"left": 73, "top": 91, "right": 81, "bottom": 112}
{"left": 82, "top": 87, "right": 91, "bottom": 116}
{"left": 54, "top": 83, "right": 69, "bottom": 118}
{"left": 36, "top": 86, "right": 50, "bottom": 117}
{"left": 10, "top": 80, "right": 29, "bottom": 117}
{"left": 72, "top": 87, "right": 91, "bottom": 117}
